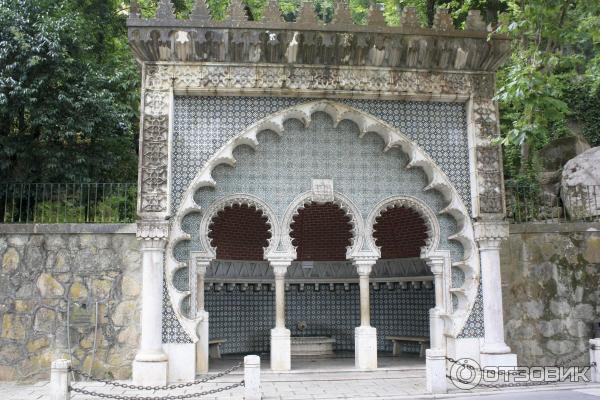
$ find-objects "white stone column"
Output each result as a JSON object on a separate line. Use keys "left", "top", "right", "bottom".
{"left": 133, "top": 222, "right": 169, "bottom": 385}
{"left": 425, "top": 255, "right": 447, "bottom": 351}
{"left": 474, "top": 221, "right": 517, "bottom": 367}
{"left": 194, "top": 258, "right": 211, "bottom": 375}
{"left": 353, "top": 258, "right": 377, "bottom": 370}
{"left": 424, "top": 254, "right": 448, "bottom": 393}
{"left": 269, "top": 259, "right": 292, "bottom": 371}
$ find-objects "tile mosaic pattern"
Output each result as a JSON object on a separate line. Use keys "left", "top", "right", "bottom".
{"left": 188, "top": 115, "right": 464, "bottom": 262}
{"left": 457, "top": 284, "right": 485, "bottom": 338}
{"left": 163, "top": 96, "right": 480, "bottom": 343}
{"left": 205, "top": 284, "right": 434, "bottom": 355}
{"left": 171, "top": 97, "right": 471, "bottom": 212}
{"left": 162, "top": 280, "right": 192, "bottom": 343}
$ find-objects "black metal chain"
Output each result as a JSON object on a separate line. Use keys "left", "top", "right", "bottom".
{"left": 68, "top": 381, "right": 244, "bottom": 400}
{"left": 69, "top": 362, "right": 243, "bottom": 391}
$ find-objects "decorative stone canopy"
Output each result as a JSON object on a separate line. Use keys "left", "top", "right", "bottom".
{"left": 128, "top": 0, "right": 510, "bottom": 71}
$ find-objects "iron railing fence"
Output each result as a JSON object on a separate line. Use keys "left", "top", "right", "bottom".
{"left": 507, "top": 183, "right": 600, "bottom": 224}
{"left": 2, "top": 182, "right": 599, "bottom": 225}
{"left": 0, "top": 183, "right": 137, "bottom": 224}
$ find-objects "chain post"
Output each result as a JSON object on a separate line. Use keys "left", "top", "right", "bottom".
{"left": 51, "top": 359, "right": 71, "bottom": 400}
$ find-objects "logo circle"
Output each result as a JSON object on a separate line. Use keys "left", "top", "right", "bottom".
{"left": 448, "top": 358, "right": 482, "bottom": 390}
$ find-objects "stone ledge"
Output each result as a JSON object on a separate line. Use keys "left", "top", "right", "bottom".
{"left": 0, "top": 223, "right": 137, "bottom": 234}
{"left": 509, "top": 222, "right": 600, "bottom": 234}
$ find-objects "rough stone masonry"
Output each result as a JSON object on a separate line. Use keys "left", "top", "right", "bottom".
{"left": 502, "top": 223, "right": 600, "bottom": 367}
{"left": 0, "top": 225, "right": 141, "bottom": 381}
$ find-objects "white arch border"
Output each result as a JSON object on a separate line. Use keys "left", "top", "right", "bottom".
{"left": 279, "top": 190, "right": 368, "bottom": 260}
{"left": 166, "top": 99, "right": 480, "bottom": 340}
{"left": 197, "top": 193, "right": 280, "bottom": 259}
{"left": 366, "top": 195, "right": 441, "bottom": 258}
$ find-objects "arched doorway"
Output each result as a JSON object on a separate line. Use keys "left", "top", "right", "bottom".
{"left": 371, "top": 205, "right": 435, "bottom": 358}
{"left": 208, "top": 203, "right": 271, "bottom": 261}
{"left": 290, "top": 202, "right": 353, "bottom": 261}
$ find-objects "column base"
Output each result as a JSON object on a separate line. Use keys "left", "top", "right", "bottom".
{"left": 355, "top": 326, "right": 377, "bottom": 370}
{"left": 270, "top": 328, "right": 291, "bottom": 371}
{"left": 479, "top": 352, "right": 517, "bottom": 368}
{"left": 196, "top": 312, "right": 209, "bottom": 375}
{"left": 132, "top": 360, "right": 168, "bottom": 386}
{"left": 425, "top": 349, "right": 448, "bottom": 394}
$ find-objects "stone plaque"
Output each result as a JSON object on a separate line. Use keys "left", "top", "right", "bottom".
{"left": 311, "top": 178, "right": 334, "bottom": 203}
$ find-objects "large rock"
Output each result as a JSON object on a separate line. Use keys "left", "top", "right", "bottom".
{"left": 540, "top": 136, "right": 591, "bottom": 172}
{"left": 561, "top": 146, "right": 600, "bottom": 219}
{"left": 538, "top": 136, "right": 591, "bottom": 206}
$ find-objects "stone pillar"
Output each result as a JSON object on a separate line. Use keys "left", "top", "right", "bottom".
{"left": 474, "top": 221, "right": 517, "bottom": 367}
{"left": 51, "top": 359, "right": 70, "bottom": 400}
{"left": 269, "top": 260, "right": 291, "bottom": 371}
{"left": 424, "top": 254, "right": 448, "bottom": 393}
{"left": 194, "top": 258, "right": 211, "bottom": 375}
{"left": 425, "top": 255, "right": 447, "bottom": 351}
{"left": 133, "top": 221, "right": 169, "bottom": 385}
{"left": 590, "top": 338, "right": 600, "bottom": 383}
{"left": 244, "top": 355, "right": 261, "bottom": 400}
{"left": 353, "top": 258, "right": 377, "bottom": 370}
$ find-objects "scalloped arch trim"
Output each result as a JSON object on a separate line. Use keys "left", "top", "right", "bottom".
{"left": 166, "top": 100, "right": 479, "bottom": 341}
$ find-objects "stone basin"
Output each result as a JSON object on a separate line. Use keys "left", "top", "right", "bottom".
{"left": 291, "top": 336, "right": 335, "bottom": 358}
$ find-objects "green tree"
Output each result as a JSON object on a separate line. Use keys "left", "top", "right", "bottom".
{"left": 494, "top": 0, "right": 600, "bottom": 178}
{"left": 0, "top": 0, "right": 139, "bottom": 182}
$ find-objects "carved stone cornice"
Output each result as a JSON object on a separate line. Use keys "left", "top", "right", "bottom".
{"left": 145, "top": 63, "right": 495, "bottom": 99}
{"left": 128, "top": 3, "right": 510, "bottom": 71}
{"left": 473, "top": 221, "right": 509, "bottom": 242}
{"left": 137, "top": 220, "right": 170, "bottom": 241}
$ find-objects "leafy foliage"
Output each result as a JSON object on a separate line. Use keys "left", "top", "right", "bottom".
{"left": 494, "top": 0, "right": 600, "bottom": 179}
{"left": 0, "top": 0, "right": 139, "bottom": 182}
{"left": 2, "top": 0, "right": 599, "bottom": 185}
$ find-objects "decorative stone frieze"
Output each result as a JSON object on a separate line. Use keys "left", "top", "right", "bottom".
{"left": 139, "top": 66, "right": 172, "bottom": 216}
{"left": 469, "top": 90, "right": 505, "bottom": 217}
{"left": 473, "top": 221, "right": 509, "bottom": 242}
{"left": 128, "top": 1, "right": 509, "bottom": 69}
{"left": 144, "top": 63, "right": 496, "bottom": 99}
{"left": 136, "top": 220, "right": 170, "bottom": 241}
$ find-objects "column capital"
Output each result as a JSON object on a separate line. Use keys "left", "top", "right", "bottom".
{"left": 190, "top": 252, "right": 213, "bottom": 272}
{"left": 423, "top": 252, "right": 448, "bottom": 275}
{"left": 356, "top": 263, "right": 373, "bottom": 276}
{"left": 268, "top": 257, "right": 292, "bottom": 277}
{"left": 139, "top": 238, "right": 167, "bottom": 250}
{"left": 137, "top": 219, "right": 170, "bottom": 241}
{"left": 351, "top": 256, "right": 378, "bottom": 275}
{"left": 473, "top": 220, "right": 509, "bottom": 243}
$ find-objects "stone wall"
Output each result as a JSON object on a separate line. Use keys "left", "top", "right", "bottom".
{"left": 0, "top": 225, "right": 140, "bottom": 381}
{"left": 501, "top": 223, "right": 600, "bottom": 367}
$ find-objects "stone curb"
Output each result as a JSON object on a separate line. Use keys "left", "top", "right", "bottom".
{"left": 510, "top": 222, "right": 600, "bottom": 234}
{"left": 0, "top": 223, "right": 136, "bottom": 234}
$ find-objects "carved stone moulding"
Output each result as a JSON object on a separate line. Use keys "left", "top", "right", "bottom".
{"left": 137, "top": 219, "right": 170, "bottom": 240}
{"left": 127, "top": 2, "right": 510, "bottom": 69}
{"left": 144, "top": 62, "right": 497, "bottom": 100}
{"left": 473, "top": 220, "right": 509, "bottom": 242}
